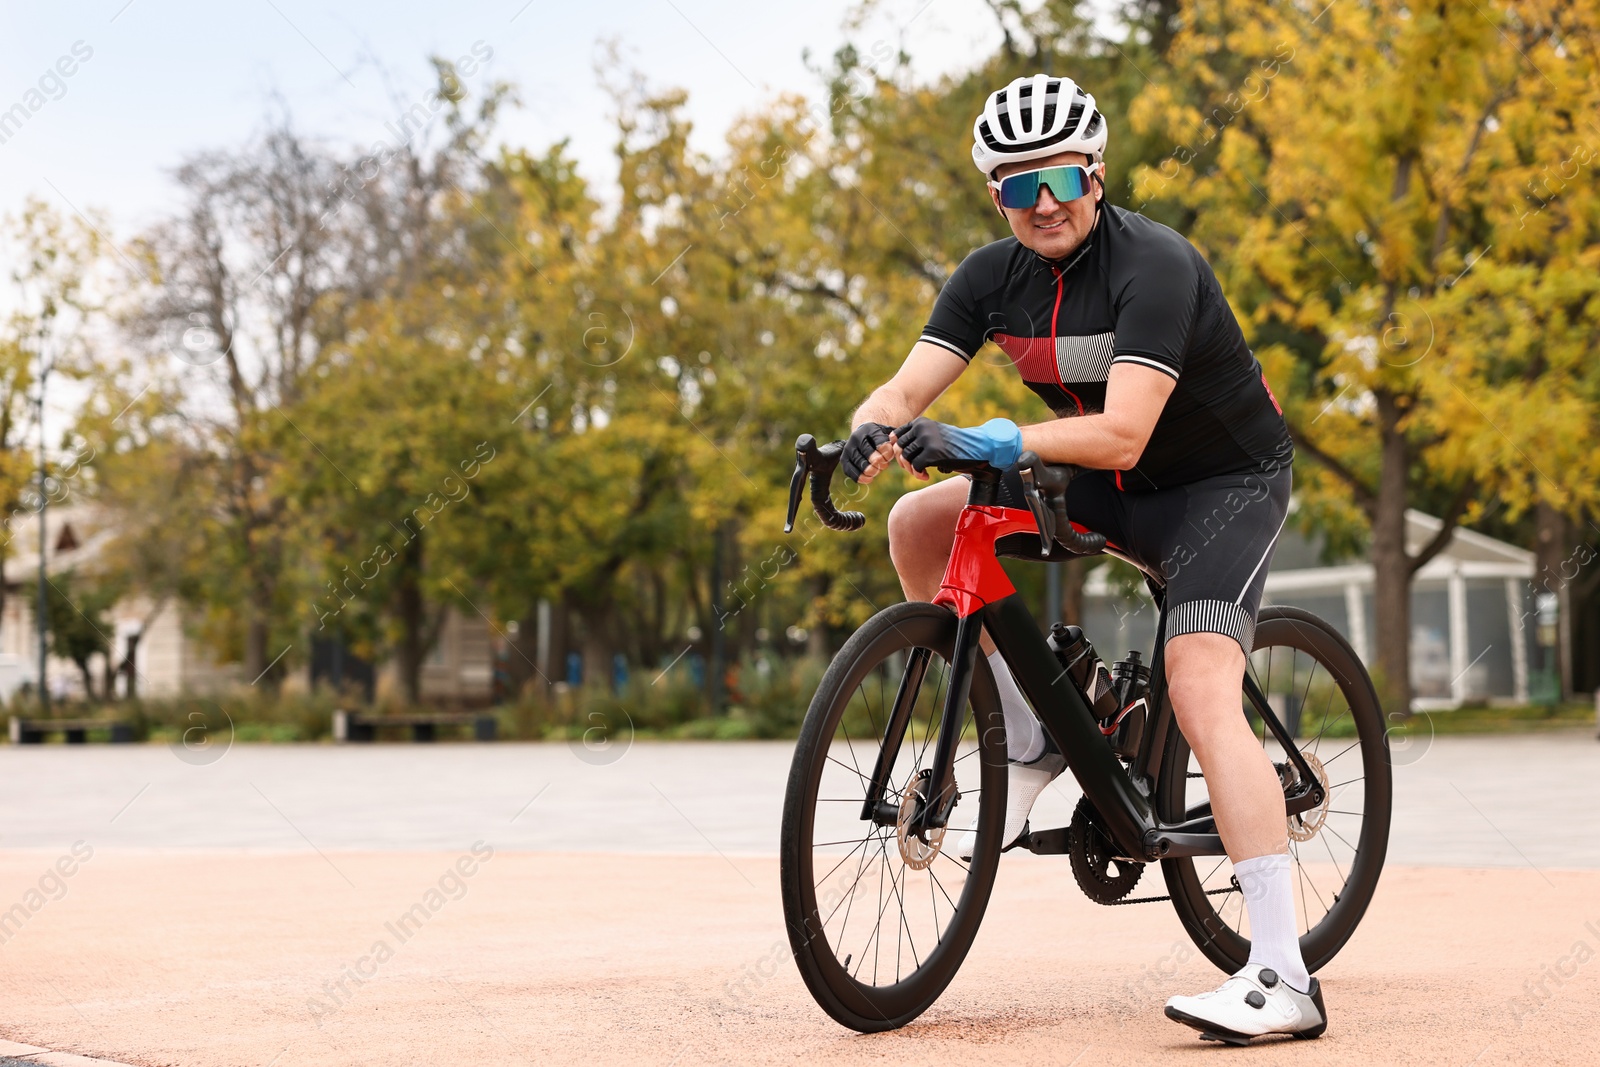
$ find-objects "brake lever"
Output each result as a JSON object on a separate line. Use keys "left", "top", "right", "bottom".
{"left": 784, "top": 439, "right": 809, "bottom": 533}
{"left": 1018, "top": 467, "right": 1055, "bottom": 556}
{"left": 1017, "top": 450, "right": 1106, "bottom": 556}
{"left": 785, "top": 433, "right": 866, "bottom": 533}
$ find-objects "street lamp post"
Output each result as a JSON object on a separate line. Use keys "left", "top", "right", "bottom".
{"left": 35, "top": 355, "right": 49, "bottom": 715}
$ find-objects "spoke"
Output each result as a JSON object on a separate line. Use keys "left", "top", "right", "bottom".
{"left": 1325, "top": 808, "right": 1366, "bottom": 817}
{"left": 1319, "top": 824, "right": 1348, "bottom": 884}
{"left": 826, "top": 831, "right": 879, "bottom": 946}
{"left": 815, "top": 833, "right": 876, "bottom": 899}
{"left": 1320, "top": 738, "right": 1362, "bottom": 767}
{"left": 930, "top": 864, "right": 961, "bottom": 913}
{"left": 887, "top": 852, "right": 919, "bottom": 978}
{"left": 865, "top": 662, "right": 884, "bottom": 744}
{"left": 839, "top": 715, "right": 868, "bottom": 787}
{"left": 1323, "top": 820, "right": 1361, "bottom": 856}
{"left": 812, "top": 836, "right": 885, "bottom": 849}
{"left": 1308, "top": 678, "right": 1339, "bottom": 748}
{"left": 869, "top": 835, "right": 900, "bottom": 985}
{"left": 1292, "top": 840, "right": 1310, "bottom": 932}
{"left": 1326, "top": 776, "right": 1365, "bottom": 791}
{"left": 1200, "top": 855, "right": 1229, "bottom": 888}
{"left": 1295, "top": 845, "right": 1331, "bottom": 921}
{"left": 934, "top": 846, "right": 972, "bottom": 875}
{"left": 857, "top": 836, "right": 892, "bottom": 983}
{"left": 832, "top": 831, "right": 883, "bottom": 953}
{"left": 825, "top": 754, "right": 872, "bottom": 787}
{"left": 1294, "top": 652, "right": 1317, "bottom": 742}
{"left": 1308, "top": 704, "right": 1351, "bottom": 754}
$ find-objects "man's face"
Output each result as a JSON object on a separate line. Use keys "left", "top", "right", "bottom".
{"left": 989, "top": 150, "right": 1104, "bottom": 260}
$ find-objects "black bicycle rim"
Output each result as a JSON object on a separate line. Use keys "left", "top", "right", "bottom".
{"left": 779, "top": 602, "right": 1007, "bottom": 1032}
{"left": 1158, "top": 605, "right": 1392, "bottom": 974}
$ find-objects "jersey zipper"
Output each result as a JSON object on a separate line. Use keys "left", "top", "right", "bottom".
{"left": 1049, "top": 267, "right": 1085, "bottom": 417}
{"left": 1050, "top": 266, "right": 1113, "bottom": 489}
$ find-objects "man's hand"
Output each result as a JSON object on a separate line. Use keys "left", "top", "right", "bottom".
{"left": 843, "top": 421, "right": 897, "bottom": 483}
{"left": 895, "top": 417, "right": 1024, "bottom": 473}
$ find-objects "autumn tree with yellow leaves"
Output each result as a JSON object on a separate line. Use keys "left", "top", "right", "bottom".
{"left": 1131, "top": 0, "right": 1600, "bottom": 712}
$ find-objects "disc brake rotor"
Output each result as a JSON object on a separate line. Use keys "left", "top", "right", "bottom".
{"left": 1287, "top": 749, "right": 1331, "bottom": 843}
{"left": 896, "top": 770, "right": 946, "bottom": 870}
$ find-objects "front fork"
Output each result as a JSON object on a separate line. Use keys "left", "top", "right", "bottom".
{"left": 860, "top": 613, "right": 984, "bottom": 835}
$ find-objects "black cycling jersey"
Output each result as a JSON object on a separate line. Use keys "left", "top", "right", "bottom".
{"left": 919, "top": 204, "right": 1293, "bottom": 491}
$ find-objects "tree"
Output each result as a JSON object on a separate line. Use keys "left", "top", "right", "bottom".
{"left": 1129, "top": 0, "right": 1600, "bottom": 712}
{"left": 125, "top": 122, "right": 352, "bottom": 688}
{"left": 0, "top": 200, "right": 104, "bottom": 659}
{"left": 43, "top": 569, "right": 118, "bottom": 699}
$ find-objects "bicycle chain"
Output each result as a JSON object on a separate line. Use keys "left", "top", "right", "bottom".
{"left": 1101, "top": 875, "right": 1240, "bottom": 907}
{"left": 1107, "top": 773, "right": 1234, "bottom": 904}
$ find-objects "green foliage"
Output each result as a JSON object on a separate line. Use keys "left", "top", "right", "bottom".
{"left": 37, "top": 3, "right": 1598, "bottom": 722}
{"left": 43, "top": 569, "right": 117, "bottom": 691}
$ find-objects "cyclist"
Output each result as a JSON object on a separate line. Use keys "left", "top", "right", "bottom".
{"left": 842, "top": 74, "right": 1321, "bottom": 1043}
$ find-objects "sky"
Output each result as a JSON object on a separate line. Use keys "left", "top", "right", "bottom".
{"left": 0, "top": 0, "right": 1038, "bottom": 446}
{"left": 0, "top": 0, "right": 1023, "bottom": 234}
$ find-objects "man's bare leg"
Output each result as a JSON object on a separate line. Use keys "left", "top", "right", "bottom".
{"left": 886, "top": 477, "right": 1049, "bottom": 775}
{"left": 1165, "top": 631, "right": 1309, "bottom": 989}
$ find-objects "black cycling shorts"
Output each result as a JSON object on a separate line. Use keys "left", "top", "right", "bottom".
{"left": 992, "top": 465, "right": 1291, "bottom": 655}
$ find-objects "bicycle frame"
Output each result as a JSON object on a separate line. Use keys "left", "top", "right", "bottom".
{"left": 900, "top": 467, "right": 1320, "bottom": 863}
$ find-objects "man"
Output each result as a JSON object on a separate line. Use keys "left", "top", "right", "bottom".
{"left": 841, "top": 74, "right": 1321, "bottom": 1043}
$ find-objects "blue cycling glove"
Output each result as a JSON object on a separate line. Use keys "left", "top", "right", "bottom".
{"left": 895, "top": 417, "right": 1024, "bottom": 473}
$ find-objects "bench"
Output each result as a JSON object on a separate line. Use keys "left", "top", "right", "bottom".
{"left": 333, "top": 709, "right": 497, "bottom": 743}
{"left": 10, "top": 716, "right": 135, "bottom": 744}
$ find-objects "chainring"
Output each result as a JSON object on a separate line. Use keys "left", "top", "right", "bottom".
{"left": 1068, "top": 796, "right": 1145, "bottom": 904}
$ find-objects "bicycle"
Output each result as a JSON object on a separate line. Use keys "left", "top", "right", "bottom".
{"left": 777, "top": 434, "right": 1392, "bottom": 1033}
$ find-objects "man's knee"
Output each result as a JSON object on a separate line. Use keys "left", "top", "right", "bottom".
{"left": 1164, "top": 631, "right": 1246, "bottom": 734}
{"left": 887, "top": 484, "right": 958, "bottom": 570}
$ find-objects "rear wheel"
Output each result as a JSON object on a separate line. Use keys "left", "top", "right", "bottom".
{"left": 780, "top": 601, "right": 1007, "bottom": 1032}
{"left": 1157, "top": 605, "right": 1391, "bottom": 974}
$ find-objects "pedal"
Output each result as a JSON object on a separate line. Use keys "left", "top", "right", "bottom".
{"left": 1017, "top": 825, "right": 1070, "bottom": 855}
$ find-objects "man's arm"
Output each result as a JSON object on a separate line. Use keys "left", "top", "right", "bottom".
{"left": 850, "top": 341, "right": 969, "bottom": 483}
{"left": 1018, "top": 362, "right": 1175, "bottom": 471}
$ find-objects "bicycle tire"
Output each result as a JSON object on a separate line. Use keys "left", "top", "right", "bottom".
{"left": 1156, "top": 605, "right": 1392, "bottom": 974}
{"left": 780, "top": 601, "right": 1008, "bottom": 1032}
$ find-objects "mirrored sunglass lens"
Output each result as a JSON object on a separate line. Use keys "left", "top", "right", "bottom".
{"left": 1000, "top": 167, "right": 1089, "bottom": 208}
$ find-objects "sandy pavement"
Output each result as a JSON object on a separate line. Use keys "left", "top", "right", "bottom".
{"left": 2, "top": 848, "right": 1597, "bottom": 1067}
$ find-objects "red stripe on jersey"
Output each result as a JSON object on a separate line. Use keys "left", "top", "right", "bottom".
{"left": 1261, "top": 371, "right": 1283, "bottom": 415}
{"left": 992, "top": 333, "right": 1056, "bottom": 382}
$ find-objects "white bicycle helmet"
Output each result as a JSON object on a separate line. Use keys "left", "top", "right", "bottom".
{"left": 972, "top": 74, "right": 1107, "bottom": 177}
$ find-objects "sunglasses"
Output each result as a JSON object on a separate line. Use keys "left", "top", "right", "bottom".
{"left": 988, "top": 164, "right": 1097, "bottom": 210}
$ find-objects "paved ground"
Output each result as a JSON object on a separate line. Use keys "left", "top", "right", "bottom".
{"left": 2, "top": 732, "right": 1597, "bottom": 866}
{"left": 0, "top": 733, "right": 1597, "bottom": 1066}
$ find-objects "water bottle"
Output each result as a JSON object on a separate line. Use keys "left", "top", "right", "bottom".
{"left": 1047, "top": 623, "right": 1118, "bottom": 722}
{"left": 1108, "top": 651, "right": 1151, "bottom": 759}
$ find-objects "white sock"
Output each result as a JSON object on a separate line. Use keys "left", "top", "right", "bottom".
{"left": 987, "top": 650, "right": 1044, "bottom": 763}
{"left": 1235, "top": 852, "right": 1311, "bottom": 991}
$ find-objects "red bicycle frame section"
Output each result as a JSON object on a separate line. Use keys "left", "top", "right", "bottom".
{"left": 931, "top": 505, "right": 1041, "bottom": 618}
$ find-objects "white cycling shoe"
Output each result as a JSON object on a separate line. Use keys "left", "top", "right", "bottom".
{"left": 956, "top": 752, "right": 1066, "bottom": 862}
{"left": 1164, "top": 964, "right": 1327, "bottom": 1045}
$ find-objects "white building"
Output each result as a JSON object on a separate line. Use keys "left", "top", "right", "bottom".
{"left": 1082, "top": 509, "right": 1537, "bottom": 709}
{"left": 1, "top": 504, "right": 493, "bottom": 705}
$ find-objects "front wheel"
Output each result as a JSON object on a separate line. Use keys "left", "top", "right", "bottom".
{"left": 1157, "top": 605, "right": 1392, "bottom": 974}
{"left": 780, "top": 601, "right": 1008, "bottom": 1032}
